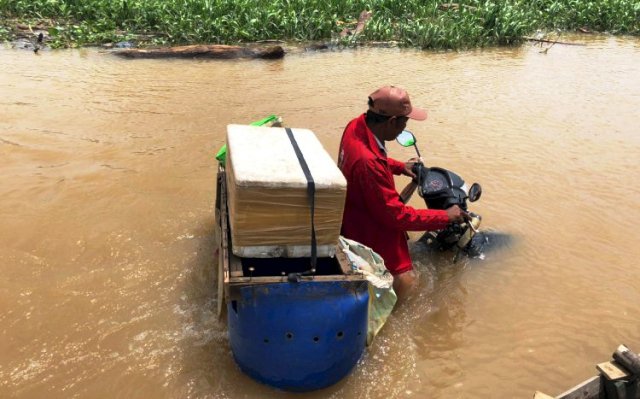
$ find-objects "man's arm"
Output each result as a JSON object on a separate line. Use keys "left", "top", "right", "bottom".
{"left": 387, "top": 157, "right": 407, "bottom": 176}
{"left": 353, "top": 158, "right": 450, "bottom": 232}
{"left": 388, "top": 157, "right": 419, "bottom": 179}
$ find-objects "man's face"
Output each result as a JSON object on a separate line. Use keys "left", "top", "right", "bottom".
{"left": 382, "top": 116, "right": 409, "bottom": 141}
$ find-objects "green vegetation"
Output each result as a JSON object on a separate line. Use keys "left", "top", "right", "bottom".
{"left": 0, "top": 0, "right": 638, "bottom": 49}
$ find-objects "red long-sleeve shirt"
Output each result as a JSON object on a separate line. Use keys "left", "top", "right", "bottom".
{"left": 338, "top": 114, "right": 449, "bottom": 275}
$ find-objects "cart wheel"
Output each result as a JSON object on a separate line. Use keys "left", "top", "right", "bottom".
{"left": 216, "top": 246, "right": 225, "bottom": 320}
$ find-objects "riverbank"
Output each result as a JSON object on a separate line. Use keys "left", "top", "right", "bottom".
{"left": 1, "top": 1, "right": 639, "bottom": 50}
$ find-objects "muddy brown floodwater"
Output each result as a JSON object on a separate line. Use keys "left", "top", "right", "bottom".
{"left": 1, "top": 35, "right": 640, "bottom": 398}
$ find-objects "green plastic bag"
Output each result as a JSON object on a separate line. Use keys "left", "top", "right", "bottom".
{"left": 215, "top": 115, "right": 280, "bottom": 164}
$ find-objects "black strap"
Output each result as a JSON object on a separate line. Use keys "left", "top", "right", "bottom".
{"left": 285, "top": 128, "right": 317, "bottom": 271}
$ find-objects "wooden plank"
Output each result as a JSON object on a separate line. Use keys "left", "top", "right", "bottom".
{"left": 216, "top": 241, "right": 225, "bottom": 319}
{"left": 533, "top": 392, "right": 555, "bottom": 399}
{"left": 215, "top": 167, "right": 228, "bottom": 318}
{"left": 219, "top": 167, "right": 243, "bottom": 278}
{"left": 219, "top": 169, "right": 231, "bottom": 285}
{"left": 556, "top": 375, "right": 602, "bottom": 399}
{"left": 597, "top": 361, "right": 631, "bottom": 381}
{"left": 229, "top": 274, "right": 366, "bottom": 285}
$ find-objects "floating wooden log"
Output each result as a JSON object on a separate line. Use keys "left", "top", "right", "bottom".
{"left": 112, "top": 44, "right": 285, "bottom": 60}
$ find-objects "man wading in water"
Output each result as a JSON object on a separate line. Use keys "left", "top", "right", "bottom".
{"left": 338, "top": 85, "right": 465, "bottom": 300}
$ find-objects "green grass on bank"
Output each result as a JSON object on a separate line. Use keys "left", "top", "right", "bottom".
{"left": 1, "top": 0, "right": 639, "bottom": 49}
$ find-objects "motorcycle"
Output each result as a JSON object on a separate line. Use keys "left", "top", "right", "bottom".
{"left": 396, "top": 130, "right": 486, "bottom": 260}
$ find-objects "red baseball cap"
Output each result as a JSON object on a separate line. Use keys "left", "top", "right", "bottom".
{"left": 368, "top": 86, "right": 427, "bottom": 121}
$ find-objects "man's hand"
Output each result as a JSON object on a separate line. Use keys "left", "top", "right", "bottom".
{"left": 446, "top": 205, "right": 468, "bottom": 223}
{"left": 402, "top": 157, "right": 422, "bottom": 179}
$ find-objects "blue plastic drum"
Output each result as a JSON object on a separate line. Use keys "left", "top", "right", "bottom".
{"left": 227, "top": 280, "right": 369, "bottom": 391}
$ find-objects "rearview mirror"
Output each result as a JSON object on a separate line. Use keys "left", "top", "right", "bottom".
{"left": 468, "top": 183, "right": 482, "bottom": 202}
{"left": 396, "top": 130, "right": 416, "bottom": 147}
